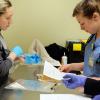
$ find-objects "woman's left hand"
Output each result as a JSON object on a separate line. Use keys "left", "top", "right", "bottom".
{"left": 15, "top": 57, "right": 25, "bottom": 63}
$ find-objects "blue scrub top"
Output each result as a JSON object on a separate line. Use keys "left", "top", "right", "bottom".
{"left": 84, "top": 34, "right": 100, "bottom": 77}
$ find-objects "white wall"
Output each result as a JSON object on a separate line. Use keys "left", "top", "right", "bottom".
{"left": 3, "top": 0, "right": 89, "bottom": 52}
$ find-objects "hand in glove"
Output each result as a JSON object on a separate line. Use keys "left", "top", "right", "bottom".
{"left": 93, "top": 95, "right": 100, "bottom": 100}
{"left": 62, "top": 73, "right": 87, "bottom": 89}
{"left": 12, "top": 46, "right": 23, "bottom": 57}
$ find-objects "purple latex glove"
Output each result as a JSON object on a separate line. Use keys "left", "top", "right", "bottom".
{"left": 62, "top": 73, "right": 87, "bottom": 89}
{"left": 93, "top": 95, "right": 100, "bottom": 100}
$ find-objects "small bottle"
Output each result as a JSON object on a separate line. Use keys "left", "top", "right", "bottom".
{"left": 62, "top": 52, "right": 67, "bottom": 65}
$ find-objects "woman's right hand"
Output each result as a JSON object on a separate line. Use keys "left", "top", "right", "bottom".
{"left": 8, "top": 52, "right": 25, "bottom": 62}
{"left": 11, "top": 46, "right": 23, "bottom": 57}
{"left": 8, "top": 46, "right": 24, "bottom": 61}
{"left": 58, "top": 64, "right": 73, "bottom": 72}
{"left": 58, "top": 63, "right": 83, "bottom": 72}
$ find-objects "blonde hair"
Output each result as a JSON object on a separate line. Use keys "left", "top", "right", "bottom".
{"left": 73, "top": 0, "right": 100, "bottom": 18}
{"left": 0, "top": 0, "right": 12, "bottom": 16}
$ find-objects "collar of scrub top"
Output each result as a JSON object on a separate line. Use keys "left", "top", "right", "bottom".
{"left": 86, "top": 33, "right": 100, "bottom": 64}
{"left": 86, "top": 34, "right": 96, "bottom": 51}
{"left": 96, "top": 56, "right": 100, "bottom": 63}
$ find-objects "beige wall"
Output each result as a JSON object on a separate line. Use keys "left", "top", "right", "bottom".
{"left": 4, "top": 0, "right": 90, "bottom": 52}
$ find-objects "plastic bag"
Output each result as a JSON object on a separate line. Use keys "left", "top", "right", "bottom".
{"left": 24, "top": 53, "right": 41, "bottom": 64}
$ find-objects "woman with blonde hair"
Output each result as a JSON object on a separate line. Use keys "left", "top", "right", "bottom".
{"left": 0, "top": 0, "right": 23, "bottom": 86}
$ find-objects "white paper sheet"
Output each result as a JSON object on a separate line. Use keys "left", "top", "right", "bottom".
{"left": 5, "top": 82, "right": 26, "bottom": 90}
{"left": 5, "top": 80, "right": 56, "bottom": 93}
{"left": 40, "top": 94, "right": 91, "bottom": 100}
{"left": 43, "top": 61, "right": 67, "bottom": 80}
{"left": 50, "top": 60, "right": 61, "bottom": 66}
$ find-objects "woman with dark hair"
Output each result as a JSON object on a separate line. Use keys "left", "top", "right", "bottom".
{"left": 59, "top": 0, "right": 100, "bottom": 77}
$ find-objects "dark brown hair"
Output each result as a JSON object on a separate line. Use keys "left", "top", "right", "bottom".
{"left": 72, "top": 0, "right": 100, "bottom": 18}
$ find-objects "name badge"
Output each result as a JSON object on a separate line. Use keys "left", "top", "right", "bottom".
{"left": 89, "top": 56, "right": 94, "bottom": 67}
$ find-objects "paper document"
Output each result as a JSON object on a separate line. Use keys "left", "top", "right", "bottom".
{"left": 5, "top": 80, "right": 56, "bottom": 93}
{"left": 43, "top": 61, "right": 67, "bottom": 80}
{"left": 5, "top": 82, "right": 26, "bottom": 90}
{"left": 50, "top": 60, "right": 61, "bottom": 66}
{"left": 40, "top": 94, "right": 91, "bottom": 100}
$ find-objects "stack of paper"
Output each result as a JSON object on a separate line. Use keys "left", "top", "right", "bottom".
{"left": 40, "top": 94, "right": 91, "bottom": 100}
{"left": 43, "top": 61, "right": 67, "bottom": 81}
